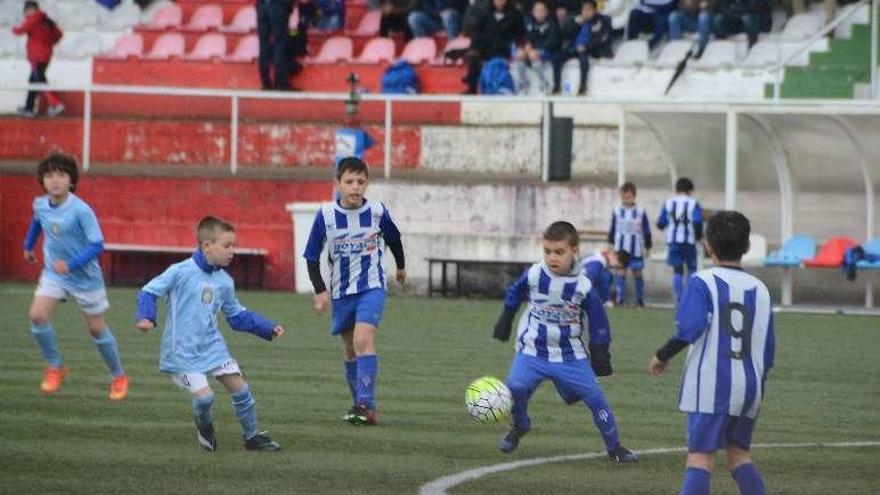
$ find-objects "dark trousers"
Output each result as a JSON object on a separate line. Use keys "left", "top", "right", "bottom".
{"left": 257, "top": 0, "right": 292, "bottom": 89}
{"left": 627, "top": 8, "right": 672, "bottom": 49}
{"left": 553, "top": 52, "right": 590, "bottom": 92}
{"left": 713, "top": 13, "right": 770, "bottom": 47}
{"left": 380, "top": 12, "right": 412, "bottom": 39}
{"left": 25, "top": 62, "right": 57, "bottom": 110}
{"left": 463, "top": 49, "right": 487, "bottom": 93}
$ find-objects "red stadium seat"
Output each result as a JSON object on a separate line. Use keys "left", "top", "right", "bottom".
{"left": 355, "top": 37, "right": 395, "bottom": 64}
{"left": 400, "top": 37, "right": 436, "bottom": 65}
{"left": 142, "top": 3, "right": 182, "bottom": 30}
{"left": 186, "top": 33, "right": 228, "bottom": 60}
{"left": 223, "top": 34, "right": 259, "bottom": 62}
{"left": 351, "top": 10, "right": 380, "bottom": 36}
{"left": 222, "top": 5, "right": 257, "bottom": 33}
{"left": 307, "top": 36, "right": 353, "bottom": 63}
{"left": 183, "top": 4, "right": 224, "bottom": 32}
{"left": 144, "top": 32, "right": 186, "bottom": 60}
{"left": 802, "top": 236, "right": 857, "bottom": 267}
{"left": 103, "top": 33, "right": 144, "bottom": 59}
{"left": 435, "top": 36, "right": 470, "bottom": 65}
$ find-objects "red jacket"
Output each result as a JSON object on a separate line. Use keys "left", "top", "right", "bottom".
{"left": 12, "top": 10, "right": 62, "bottom": 65}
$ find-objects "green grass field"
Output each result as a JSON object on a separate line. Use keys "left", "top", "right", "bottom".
{"left": 0, "top": 282, "right": 878, "bottom": 494}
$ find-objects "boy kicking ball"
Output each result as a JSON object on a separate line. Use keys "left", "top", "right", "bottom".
{"left": 136, "top": 216, "right": 285, "bottom": 452}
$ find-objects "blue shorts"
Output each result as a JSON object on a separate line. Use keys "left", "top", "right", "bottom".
{"left": 331, "top": 288, "right": 386, "bottom": 335}
{"left": 506, "top": 353, "right": 601, "bottom": 405}
{"left": 686, "top": 412, "right": 756, "bottom": 453}
{"left": 626, "top": 257, "right": 644, "bottom": 271}
{"left": 667, "top": 243, "right": 697, "bottom": 271}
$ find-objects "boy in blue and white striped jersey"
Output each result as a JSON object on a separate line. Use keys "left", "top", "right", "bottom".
{"left": 493, "top": 221, "right": 637, "bottom": 463}
{"left": 656, "top": 177, "right": 703, "bottom": 305}
{"left": 303, "top": 157, "right": 405, "bottom": 426}
{"left": 650, "top": 210, "right": 775, "bottom": 495}
{"left": 608, "top": 182, "right": 652, "bottom": 306}
{"left": 136, "top": 216, "right": 285, "bottom": 452}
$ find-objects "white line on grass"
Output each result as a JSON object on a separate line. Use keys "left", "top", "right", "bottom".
{"left": 419, "top": 441, "right": 880, "bottom": 495}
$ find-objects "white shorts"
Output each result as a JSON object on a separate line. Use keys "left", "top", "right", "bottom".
{"left": 35, "top": 276, "right": 109, "bottom": 316}
{"left": 170, "top": 360, "right": 242, "bottom": 394}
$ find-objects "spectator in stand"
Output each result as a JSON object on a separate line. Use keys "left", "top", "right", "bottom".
{"left": 257, "top": 0, "right": 294, "bottom": 90}
{"left": 668, "top": 0, "right": 713, "bottom": 57}
{"left": 461, "top": 0, "right": 524, "bottom": 94}
{"left": 712, "top": 0, "right": 770, "bottom": 48}
{"left": 314, "top": 0, "right": 345, "bottom": 30}
{"left": 12, "top": 0, "right": 64, "bottom": 118}
{"left": 559, "top": 0, "right": 612, "bottom": 95}
{"left": 514, "top": 0, "right": 560, "bottom": 94}
{"left": 408, "top": 0, "right": 468, "bottom": 38}
{"left": 380, "top": 0, "right": 414, "bottom": 39}
{"left": 554, "top": 0, "right": 581, "bottom": 92}
{"left": 626, "top": 0, "right": 677, "bottom": 49}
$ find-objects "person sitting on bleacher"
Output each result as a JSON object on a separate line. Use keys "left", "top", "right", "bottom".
{"left": 408, "top": 0, "right": 468, "bottom": 39}
{"left": 380, "top": 0, "right": 414, "bottom": 39}
{"left": 668, "top": 0, "right": 713, "bottom": 57}
{"left": 460, "top": 0, "right": 524, "bottom": 94}
{"left": 565, "top": 0, "right": 612, "bottom": 95}
{"left": 712, "top": 0, "right": 770, "bottom": 48}
{"left": 514, "top": 0, "right": 561, "bottom": 94}
{"left": 626, "top": 0, "right": 677, "bottom": 49}
{"left": 553, "top": 1, "right": 581, "bottom": 93}
{"left": 314, "top": 0, "right": 345, "bottom": 30}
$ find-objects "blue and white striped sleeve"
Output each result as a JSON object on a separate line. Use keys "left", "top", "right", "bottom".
{"left": 673, "top": 275, "right": 712, "bottom": 343}
{"left": 581, "top": 288, "right": 611, "bottom": 346}
{"left": 503, "top": 270, "right": 529, "bottom": 310}
{"left": 303, "top": 210, "right": 326, "bottom": 262}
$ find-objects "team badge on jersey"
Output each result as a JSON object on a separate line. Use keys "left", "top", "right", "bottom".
{"left": 201, "top": 286, "right": 214, "bottom": 305}
{"left": 50, "top": 223, "right": 62, "bottom": 236}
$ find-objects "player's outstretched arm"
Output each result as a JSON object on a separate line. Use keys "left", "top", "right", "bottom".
{"left": 494, "top": 271, "right": 529, "bottom": 341}
{"left": 135, "top": 291, "right": 159, "bottom": 331}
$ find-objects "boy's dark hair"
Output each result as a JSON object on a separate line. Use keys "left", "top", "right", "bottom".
{"left": 615, "top": 249, "right": 631, "bottom": 268}
{"left": 582, "top": 0, "right": 597, "bottom": 8}
{"left": 532, "top": 0, "right": 548, "bottom": 8}
{"left": 197, "top": 216, "right": 235, "bottom": 244}
{"left": 619, "top": 182, "right": 636, "bottom": 195}
{"left": 24, "top": 0, "right": 38, "bottom": 10}
{"left": 336, "top": 157, "right": 369, "bottom": 180}
{"left": 543, "top": 221, "right": 579, "bottom": 247}
{"left": 675, "top": 177, "right": 695, "bottom": 193}
{"left": 37, "top": 152, "right": 78, "bottom": 192}
{"left": 706, "top": 210, "right": 750, "bottom": 261}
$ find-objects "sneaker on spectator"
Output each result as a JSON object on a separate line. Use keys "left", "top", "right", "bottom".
{"left": 47, "top": 103, "right": 65, "bottom": 117}
{"left": 17, "top": 106, "right": 36, "bottom": 118}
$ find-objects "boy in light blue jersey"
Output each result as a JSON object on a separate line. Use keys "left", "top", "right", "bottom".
{"left": 608, "top": 182, "right": 652, "bottom": 306}
{"left": 650, "top": 211, "right": 775, "bottom": 495}
{"left": 23, "top": 153, "right": 128, "bottom": 400}
{"left": 303, "top": 157, "right": 405, "bottom": 426}
{"left": 656, "top": 177, "right": 703, "bottom": 305}
{"left": 493, "top": 221, "right": 637, "bottom": 463}
{"left": 136, "top": 216, "right": 285, "bottom": 452}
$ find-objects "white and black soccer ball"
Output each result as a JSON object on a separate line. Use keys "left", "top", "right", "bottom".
{"left": 465, "top": 376, "right": 512, "bottom": 423}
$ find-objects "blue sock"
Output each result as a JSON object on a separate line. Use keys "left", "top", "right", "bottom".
{"left": 344, "top": 360, "right": 357, "bottom": 405}
{"left": 634, "top": 276, "right": 645, "bottom": 303}
{"left": 582, "top": 389, "right": 620, "bottom": 451}
{"left": 30, "top": 322, "right": 63, "bottom": 367}
{"left": 231, "top": 384, "right": 258, "bottom": 440}
{"left": 732, "top": 463, "right": 765, "bottom": 495}
{"left": 507, "top": 381, "right": 532, "bottom": 431}
{"left": 673, "top": 273, "right": 684, "bottom": 303}
{"left": 192, "top": 394, "right": 215, "bottom": 427}
{"left": 356, "top": 355, "right": 378, "bottom": 409}
{"left": 92, "top": 328, "right": 125, "bottom": 377}
{"left": 615, "top": 275, "right": 627, "bottom": 304}
{"left": 680, "top": 467, "right": 711, "bottom": 495}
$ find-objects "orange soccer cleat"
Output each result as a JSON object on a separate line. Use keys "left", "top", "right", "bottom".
{"left": 109, "top": 374, "right": 129, "bottom": 401}
{"left": 41, "top": 365, "right": 68, "bottom": 394}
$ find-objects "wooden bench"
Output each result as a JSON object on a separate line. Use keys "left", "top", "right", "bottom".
{"left": 103, "top": 243, "right": 268, "bottom": 290}
{"left": 427, "top": 258, "right": 533, "bottom": 297}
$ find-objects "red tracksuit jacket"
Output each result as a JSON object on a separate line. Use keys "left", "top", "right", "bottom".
{"left": 12, "top": 10, "right": 62, "bottom": 65}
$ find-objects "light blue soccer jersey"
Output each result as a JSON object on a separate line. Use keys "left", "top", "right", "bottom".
{"left": 657, "top": 196, "right": 703, "bottom": 245}
{"left": 139, "top": 250, "right": 267, "bottom": 373}
{"left": 675, "top": 267, "right": 776, "bottom": 418}
{"left": 505, "top": 262, "right": 611, "bottom": 363}
{"left": 29, "top": 193, "right": 105, "bottom": 292}
{"left": 303, "top": 198, "right": 401, "bottom": 299}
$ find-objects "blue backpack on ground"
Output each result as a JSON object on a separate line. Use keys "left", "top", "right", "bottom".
{"left": 381, "top": 61, "right": 418, "bottom": 94}
{"left": 479, "top": 57, "right": 515, "bottom": 95}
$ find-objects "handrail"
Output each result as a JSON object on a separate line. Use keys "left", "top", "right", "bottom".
{"left": 769, "top": 0, "right": 870, "bottom": 100}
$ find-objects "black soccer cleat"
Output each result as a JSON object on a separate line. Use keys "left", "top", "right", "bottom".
{"left": 195, "top": 419, "right": 217, "bottom": 452}
{"left": 342, "top": 405, "right": 359, "bottom": 422}
{"left": 498, "top": 426, "right": 529, "bottom": 454}
{"left": 347, "top": 404, "right": 379, "bottom": 426}
{"left": 244, "top": 431, "right": 281, "bottom": 452}
{"left": 608, "top": 444, "right": 638, "bottom": 463}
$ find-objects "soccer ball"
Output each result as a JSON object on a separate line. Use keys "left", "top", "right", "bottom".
{"left": 465, "top": 376, "right": 512, "bottom": 423}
